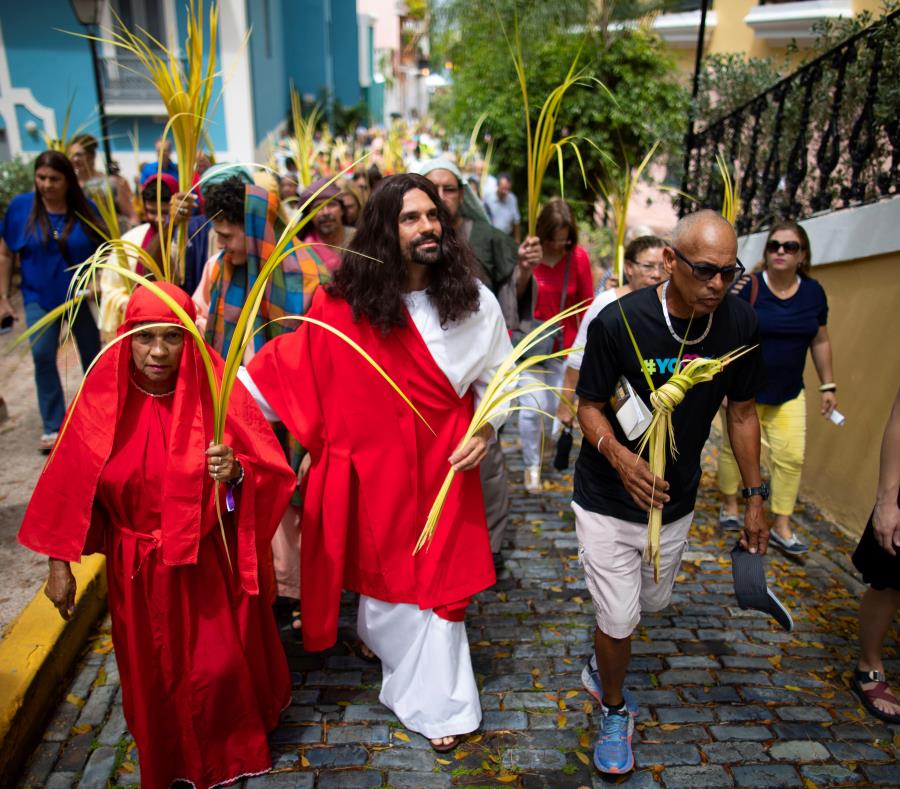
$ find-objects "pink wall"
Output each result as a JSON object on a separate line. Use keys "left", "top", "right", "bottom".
{"left": 357, "top": 0, "right": 400, "bottom": 51}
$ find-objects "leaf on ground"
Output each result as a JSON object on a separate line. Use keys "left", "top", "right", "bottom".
{"left": 496, "top": 775, "right": 518, "bottom": 783}
{"left": 531, "top": 668, "right": 542, "bottom": 677}
{"left": 571, "top": 596, "right": 584, "bottom": 604}
{"left": 579, "top": 732, "right": 590, "bottom": 748}
{"left": 94, "top": 666, "right": 107, "bottom": 686}
{"left": 436, "top": 758, "right": 452, "bottom": 765}
{"left": 71, "top": 723, "right": 91, "bottom": 735}
{"left": 660, "top": 723, "right": 681, "bottom": 731}
{"left": 784, "top": 685, "right": 804, "bottom": 693}
{"left": 65, "top": 694, "right": 85, "bottom": 708}
{"left": 558, "top": 700, "right": 567, "bottom": 711}
{"left": 92, "top": 637, "right": 114, "bottom": 655}
{"left": 582, "top": 701, "right": 593, "bottom": 715}
{"left": 565, "top": 690, "right": 579, "bottom": 698}
{"left": 495, "top": 651, "right": 511, "bottom": 659}
{"left": 550, "top": 586, "right": 563, "bottom": 593}
{"left": 497, "top": 592, "right": 508, "bottom": 602}
{"left": 476, "top": 640, "right": 491, "bottom": 647}
{"left": 118, "top": 761, "right": 135, "bottom": 774}
{"left": 557, "top": 714, "right": 567, "bottom": 728}
{"left": 393, "top": 731, "right": 410, "bottom": 742}
{"left": 575, "top": 751, "right": 590, "bottom": 766}
{"left": 454, "top": 750, "right": 470, "bottom": 760}
{"left": 469, "top": 734, "right": 483, "bottom": 744}
{"left": 534, "top": 681, "right": 545, "bottom": 689}
{"left": 562, "top": 658, "right": 573, "bottom": 665}
{"left": 768, "top": 655, "right": 782, "bottom": 669}
{"left": 544, "top": 693, "right": 557, "bottom": 702}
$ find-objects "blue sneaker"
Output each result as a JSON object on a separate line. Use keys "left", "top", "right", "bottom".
{"left": 593, "top": 705, "right": 635, "bottom": 774}
{"left": 581, "top": 656, "right": 638, "bottom": 716}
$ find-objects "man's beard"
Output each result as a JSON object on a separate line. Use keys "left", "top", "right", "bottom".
{"left": 410, "top": 234, "right": 443, "bottom": 266}
{"left": 314, "top": 215, "right": 338, "bottom": 236}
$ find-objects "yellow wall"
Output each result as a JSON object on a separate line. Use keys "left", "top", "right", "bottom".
{"left": 668, "top": 0, "right": 888, "bottom": 74}
{"left": 800, "top": 252, "right": 900, "bottom": 536}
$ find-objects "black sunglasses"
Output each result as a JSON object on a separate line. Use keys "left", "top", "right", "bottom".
{"left": 766, "top": 240, "right": 802, "bottom": 254}
{"left": 672, "top": 247, "right": 745, "bottom": 284}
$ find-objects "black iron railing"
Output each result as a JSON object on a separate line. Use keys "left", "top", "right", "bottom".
{"left": 100, "top": 53, "right": 182, "bottom": 105}
{"left": 679, "top": 9, "right": 900, "bottom": 233}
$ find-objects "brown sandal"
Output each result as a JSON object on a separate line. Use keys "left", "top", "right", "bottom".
{"left": 430, "top": 735, "right": 461, "bottom": 754}
{"left": 851, "top": 669, "right": 900, "bottom": 724}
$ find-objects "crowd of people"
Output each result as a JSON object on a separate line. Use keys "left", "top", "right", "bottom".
{"left": 1, "top": 133, "right": 897, "bottom": 787}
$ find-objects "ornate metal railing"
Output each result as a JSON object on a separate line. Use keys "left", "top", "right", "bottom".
{"left": 679, "top": 9, "right": 900, "bottom": 234}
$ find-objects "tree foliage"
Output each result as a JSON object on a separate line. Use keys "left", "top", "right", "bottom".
{"left": 0, "top": 156, "right": 34, "bottom": 215}
{"left": 430, "top": 0, "right": 689, "bottom": 220}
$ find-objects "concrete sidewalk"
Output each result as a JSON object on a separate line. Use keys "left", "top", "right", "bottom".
{"left": 16, "top": 433, "right": 900, "bottom": 788}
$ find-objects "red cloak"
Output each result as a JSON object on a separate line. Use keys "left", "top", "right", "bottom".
{"left": 248, "top": 288, "right": 496, "bottom": 652}
{"left": 19, "top": 284, "right": 296, "bottom": 789}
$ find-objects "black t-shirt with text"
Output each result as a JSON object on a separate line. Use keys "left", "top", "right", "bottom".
{"left": 574, "top": 286, "right": 765, "bottom": 524}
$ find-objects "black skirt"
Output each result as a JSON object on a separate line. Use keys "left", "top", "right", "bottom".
{"left": 852, "top": 507, "right": 900, "bottom": 592}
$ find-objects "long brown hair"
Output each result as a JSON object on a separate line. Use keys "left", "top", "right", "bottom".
{"left": 27, "top": 150, "right": 104, "bottom": 258}
{"left": 329, "top": 174, "right": 480, "bottom": 334}
{"left": 760, "top": 220, "right": 812, "bottom": 278}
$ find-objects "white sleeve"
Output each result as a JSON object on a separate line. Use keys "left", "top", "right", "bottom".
{"left": 567, "top": 290, "right": 617, "bottom": 372}
{"left": 237, "top": 366, "right": 279, "bottom": 422}
{"left": 472, "top": 284, "right": 515, "bottom": 434}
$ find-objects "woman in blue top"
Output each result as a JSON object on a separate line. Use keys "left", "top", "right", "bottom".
{"left": 717, "top": 220, "right": 836, "bottom": 557}
{"left": 0, "top": 150, "right": 105, "bottom": 452}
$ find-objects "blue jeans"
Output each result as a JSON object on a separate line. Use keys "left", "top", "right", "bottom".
{"left": 25, "top": 300, "right": 101, "bottom": 434}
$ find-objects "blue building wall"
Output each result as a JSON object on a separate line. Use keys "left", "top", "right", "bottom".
{"left": 0, "top": 1, "right": 100, "bottom": 152}
{"left": 0, "top": 0, "right": 366, "bottom": 164}
{"left": 286, "top": 0, "right": 328, "bottom": 104}
{"left": 331, "top": 0, "right": 361, "bottom": 109}
{"left": 248, "top": 0, "right": 289, "bottom": 146}
{"left": 0, "top": 0, "right": 228, "bottom": 157}
{"left": 287, "top": 0, "right": 360, "bottom": 112}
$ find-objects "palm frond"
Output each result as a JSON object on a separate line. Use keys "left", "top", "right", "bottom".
{"left": 415, "top": 302, "right": 590, "bottom": 553}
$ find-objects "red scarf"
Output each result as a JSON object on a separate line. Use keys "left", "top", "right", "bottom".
{"left": 19, "top": 283, "right": 296, "bottom": 594}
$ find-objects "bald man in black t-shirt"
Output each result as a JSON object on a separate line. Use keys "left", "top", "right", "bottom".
{"left": 574, "top": 210, "right": 769, "bottom": 775}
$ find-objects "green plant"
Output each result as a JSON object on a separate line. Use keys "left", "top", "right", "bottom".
{"left": 0, "top": 155, "right": 34, "bottom": 215}
{"left": 431, "top": 0, "right": 688, "bottom": 224}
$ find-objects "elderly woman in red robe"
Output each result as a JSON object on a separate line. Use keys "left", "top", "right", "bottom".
{"left": 18, "top": 283, "right": 296, "bottom": 789}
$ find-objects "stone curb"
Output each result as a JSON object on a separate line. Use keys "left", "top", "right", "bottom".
{"left": 0, "top": 555, "right": 107, "bottom": 780}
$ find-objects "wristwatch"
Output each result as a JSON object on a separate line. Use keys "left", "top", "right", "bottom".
{"left": 741, "top": 480, "right": 770, "bottom": 501}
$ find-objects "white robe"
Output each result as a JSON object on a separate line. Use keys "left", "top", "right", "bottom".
{"left": 240, "top": 280, "right": 512, "bottom": 739}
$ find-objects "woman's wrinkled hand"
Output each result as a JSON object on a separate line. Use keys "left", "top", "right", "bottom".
{"left": 206, "top": 442, "right": 241, "bottom": 482}
{"left": 45, "top": 559, "right": 76, "bottom": 621}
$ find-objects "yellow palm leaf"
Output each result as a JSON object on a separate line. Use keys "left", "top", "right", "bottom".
{"left": 415, "top": 303, "right": 589, "bottom": 553}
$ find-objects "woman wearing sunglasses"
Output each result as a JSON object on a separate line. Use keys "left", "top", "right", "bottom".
{"left": 718, "top": 220, "right": 836, "bottom": 557}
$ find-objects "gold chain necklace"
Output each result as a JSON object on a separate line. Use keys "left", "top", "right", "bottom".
{"left": 130, "top": 375, "right": 175, "bottom": 398}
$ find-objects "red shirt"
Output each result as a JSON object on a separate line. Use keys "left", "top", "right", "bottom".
{"left": 533, "top": 244, "right": 594, "bottom": 348}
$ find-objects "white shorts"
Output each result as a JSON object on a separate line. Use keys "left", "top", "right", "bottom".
{"left": 573, "top": 501, "right": 694, "bottom": 639}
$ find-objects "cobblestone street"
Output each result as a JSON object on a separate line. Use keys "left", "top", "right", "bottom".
{"left": 18, "top": 431, "right": 900, "bottom": 788}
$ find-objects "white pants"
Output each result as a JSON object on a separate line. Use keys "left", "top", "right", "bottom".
{"left": 573, "top": 502, "right": 694, "bottom": 639}
{"left": 357, "top": 596, "right": 482, "bottom": 739}
{"left": 518, "top": 356, "right": 566, "bottom": 467}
